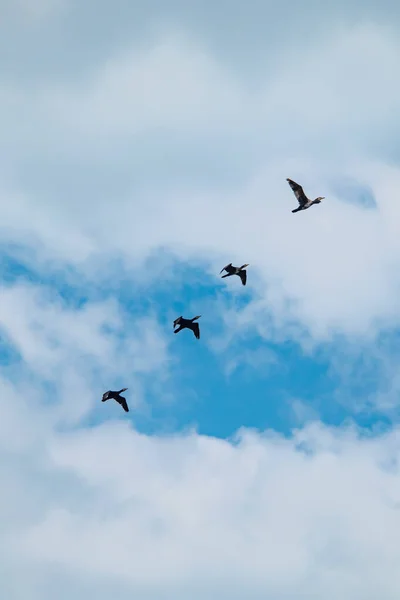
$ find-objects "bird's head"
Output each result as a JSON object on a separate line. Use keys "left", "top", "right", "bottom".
{"left": 240, "top": 263, "right": 249, "bottom": 270}
{"left": 314, "top": 196, "right": 325, "bottom": 203}
{"left": 192, "top": 315, "right": 201, "bottom": 321}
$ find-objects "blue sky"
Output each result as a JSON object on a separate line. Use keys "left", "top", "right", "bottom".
{"left": 1, "top": 250, "right": 393, "bottom": 440}
{"left": 3, "top": 1, "right": 400, "bottom": 599}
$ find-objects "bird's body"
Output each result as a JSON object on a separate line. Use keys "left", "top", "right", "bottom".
{"left": 102, "top": 388, "right": 129, "bottom": 412}
{"left": 173, "top": 315, "right": 201, "bottom": 339}
{"left": 220, "top": 263, "right": 249, "bottom": 286}
{"left": 286, "top": 178, "right": 325, "bottom": 213}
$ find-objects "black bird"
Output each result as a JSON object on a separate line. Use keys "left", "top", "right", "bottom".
{"left": 173, "top": 316, "right": 201, "bottom": 339}
{"left": 220, "top": 263, "right": 249, "bottom": 286}
{"left": 287, "top": 178, "right": 325, "bottom": 213}
{"left": 102, "top": 388, "right": 129, "bottom": 412}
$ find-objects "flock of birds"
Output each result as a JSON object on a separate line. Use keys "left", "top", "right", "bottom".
{"left": 101, "top": 177, "right": 325, "bottom": 413}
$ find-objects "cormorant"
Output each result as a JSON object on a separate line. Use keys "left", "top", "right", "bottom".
{"left": 173, "top": 316, "right": 201, "bottom": 339}
{"left": 220, "top": 263, "right": 249, "bottom": 286}
{"left": 101, "top": 388, "right": 129, "bottom": 412}
{"left": 287, "top": 178, "right": 325, "bottom": 213}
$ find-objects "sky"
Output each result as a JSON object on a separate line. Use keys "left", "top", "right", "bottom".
{"left": 2, "top": 0, "right": 400, "bottom": 598}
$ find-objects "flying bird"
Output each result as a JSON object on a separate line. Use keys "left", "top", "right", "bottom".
{"left": 287, "top": 178, "right": 325, "bottom": 213}
{"left": 173, "top": 316, "right": 201, "bottom": 339}
{"left": 101, "top": 388, "right": 129, "bottom": 412}
{"left": 220, "top": 263, "right": 249, "bottom": 286}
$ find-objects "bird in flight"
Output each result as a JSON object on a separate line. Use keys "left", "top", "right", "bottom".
{"left": 101, "top": 388, "right": 129, "bottom": 412}
{"left": 287, "top": 178, "right": 325, "bottom": 213}
{"left": 173, "top": 316, "right": 201, "bottom": 339}
{"left": 220, "top": 263, "right": 249, "bottom": 286}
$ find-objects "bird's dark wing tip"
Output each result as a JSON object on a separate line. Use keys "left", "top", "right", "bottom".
{"left": 239, "top": 270, "right": 247, "bottom": 285}
{"left": 117, "top": 397, "right": 129, "bottom": 412}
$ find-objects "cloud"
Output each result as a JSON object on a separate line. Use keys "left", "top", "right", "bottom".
{"left": 3, "top": 0, "right": 65, "bottom": 24}
{"left": 1, "top": 22, "right": 400, "bottom": 346}
{"left": 40, "top": 31, "right": 249, "bottom": 138}
{"left": 0, "top": 419, "right": 399, "bottom": 599}
{"left": 0, "top": 281, "right": 172, "bottom": 425}
{"left": 2, "top": 4, "right": 400, "bottom": 598}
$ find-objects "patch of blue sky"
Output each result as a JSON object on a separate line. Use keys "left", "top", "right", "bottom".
{"left": 1, "top": 249, "right": 396, "bottom": 440}
{"left": 0, "top": 247, "right": 89, "bottom": 306}
{"left": 130, "top": 331, "right": 394, "bottom": 440}
{"left": 0, "top": 340, "right": 21, "bottom": 367}
{"left": 328, "top": 177, "right": 377, "bottom": 209}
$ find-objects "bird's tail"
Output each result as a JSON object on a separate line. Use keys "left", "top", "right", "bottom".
{"left": 292, "top": 207, "right": 302, "bottom": 213}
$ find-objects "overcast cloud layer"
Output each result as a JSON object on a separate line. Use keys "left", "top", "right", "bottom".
{"left": 1, "top": 0, "right": 400, "bottom": 598}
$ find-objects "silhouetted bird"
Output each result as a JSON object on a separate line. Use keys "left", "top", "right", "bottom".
{"left": 102, "top": 388, "right": 129, "bottom": 412}
{"left": 287, "top": 178, "right": 325, "bottom": 213}
{"left": 173, "top": 316, "right": 201, "bottom": 339}
{"left": 220, "top": 263, "right": 249, "bottom": 286}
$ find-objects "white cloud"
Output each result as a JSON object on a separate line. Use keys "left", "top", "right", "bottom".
{"left": 0, "top": 281, "right": 172, "bottom": 424}
{"left": 1, "top": 23, "right": 400, "bottom": 344}
{"left": 40, "top": 31, "right": 250, "bottom": 137}
{"left": 2, "top": 7, "right": 400, "bottom": 598}
{"left": 3, "top": 0, "right": 65, "bottom": 24}
{"left": 0, "top": 417, "right": 399, "bottom": 599}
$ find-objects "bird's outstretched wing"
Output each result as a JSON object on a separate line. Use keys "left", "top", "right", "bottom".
{"left": 220, "top": 263, "right": 232, "bottom": 274}
{"left": 116, "top": 396, "right": 129, "bottom": 412}
{"left": 287, "top": 178, "right": 308, "bottom": 206}
{"left": 192, "top": 322, "right": 200, "bottom": 339}
{"left": 102, "top": 391, "right": 110, "bottom": 401}
{"left": 239, "top": 270, "right": 247, "bottom": 286}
